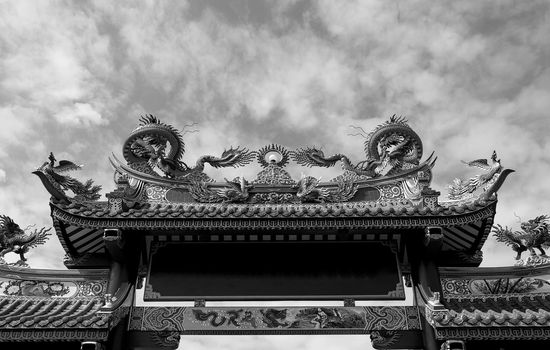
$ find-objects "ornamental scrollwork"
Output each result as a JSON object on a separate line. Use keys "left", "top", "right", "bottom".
{"left": 250, "top": 193, "right": 294, "bottom": 204}
{"left": 2, "top": 280, "right": 69, "bottom": 297}
{"left": 442, "top": 277, "right": 550, "bottom": 297}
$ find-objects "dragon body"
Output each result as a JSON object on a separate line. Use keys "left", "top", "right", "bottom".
{"left": 189, "top": 177, "right": 252, "bottom": 203}
{"left": 0, "top": 215, "right": 51, "bottom": 262}
{"left": 216, "top": 177, "right": 252, "bottom": 203}
{"left": 123, "top": 115, "right": 256, "bottom": 179}
{"left": 291, "top": 116, "right": 423, "bottom": 178}
{"left": 192, "top": 310, "right": 226, "bottom": 327}
{"left": 493, "top": 215, "right": 550, "bottom": 260}
{"left": 294, "top": 174, "right": 357, "bottom": 203}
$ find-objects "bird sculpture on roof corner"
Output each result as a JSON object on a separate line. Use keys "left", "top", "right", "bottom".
{"left": 0, "top": 215, "right": 51, "bottom": 263}
{"left": 33, "top": 152, "right": 102, "bottom": 202}
{"left": 448, "top": 150, "right": 514, "bottom": 201}
{"left": 493, "top": 215, "right": 550, "bottom": 260}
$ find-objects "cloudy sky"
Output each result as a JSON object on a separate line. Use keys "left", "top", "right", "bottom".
{"left": 1, "top": 0, "right": 549, "bottom": 348}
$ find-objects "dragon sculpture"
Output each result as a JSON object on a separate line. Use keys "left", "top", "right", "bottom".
{"left": 291, "top": 116, "right": 423, "bottom": 178}
{"left": 216, "top": 177, "right": 252, "bottom": 203}
{"left": 493, "top": 215, "right": 550, "bottom": 260}
{"left": 33, "top": 152, "right": 102, "bottom": 202}
{"left": 448, "top": 150, "right": 514, "bottom": 201}
{"left": 123, "top": 115, "right": 256, "bottom": 181}
{"left": 0, "top": 215, "right": 51, "bottom": 262}
{"left": 189, "top": 177, "right": 252, "bottom": 203}
{"left": 294, "top": 174, "right": 357, "bottom": 203}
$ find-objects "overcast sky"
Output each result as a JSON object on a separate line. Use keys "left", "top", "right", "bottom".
{"left": 1, "top": 1, "right": 549, "bottom": 349}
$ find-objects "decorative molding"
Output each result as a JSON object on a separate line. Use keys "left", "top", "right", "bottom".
{"left": 434, "top": 327, "right": 550, "bottom": 340}
{"left": 1, "top": 279, "right": 69, "bottom": 297}
{"left": 252, "top": 164, "right": 295, "bottom": 185}
{"left": 426, "top": 298, "right": 550, "bottom": 328}
{"left": 441, "top": 276, "right": 550, "bottom": 298}
{"left": 250, "top": 192, "right": 295, "bottom": 204}
{"left": 0, "top": 278, "right": 106, "bottom": 298}
{"left": 0, "top": 329, "right": 110, "bottom": 342}
{"left": 52, "top": 204, "right": 496, "bottom": 231}
{"left": 515, "top": 255, "right": 550, "bottom": 267}
{"left": 128, "top": 306, "right": 421, "bottom": 334}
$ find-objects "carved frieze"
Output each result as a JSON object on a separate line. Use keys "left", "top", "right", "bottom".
{"left": 128, "top": 306, "right": 421, "bottom": 334}
{"left": 0, "top": 278, "right": 107, "bottom": 298}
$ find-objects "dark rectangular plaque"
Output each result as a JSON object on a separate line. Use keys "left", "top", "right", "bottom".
{"left": 145, "top": 241, "right": 403, "bottom": 300}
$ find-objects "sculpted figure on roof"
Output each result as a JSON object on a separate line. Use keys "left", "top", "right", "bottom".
{"left": 33, "top": 152, "right": 102, "bottom": 203}
{"left": 122, "top": 115, "right": 256, "bottom": 181}
{"left": 493, "top": 214, "right": 550, "bottom": 263}
{"left": 448, "top": 151, "right": 515, "bottom": 201}
{"left": 291, "top": 115, "right": 425, "bottom": 179}
{"left": 0, "top": 215, "right": 51, "bottom": 265}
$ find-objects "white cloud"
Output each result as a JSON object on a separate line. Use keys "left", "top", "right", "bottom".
{"left": 54, "top": 102, "right": 108, "bottom": 127}
{"left": 0, "top": 169, "right": 6, "bottom": 183}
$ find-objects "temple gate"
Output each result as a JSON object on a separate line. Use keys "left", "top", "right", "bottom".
{"left": 1, "top": 116, "right": 549, "bottom": 349}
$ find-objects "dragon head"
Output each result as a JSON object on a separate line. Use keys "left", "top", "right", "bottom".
{"left": 0, "top": 215, "right": 24, "bottom": 239}
{"left": 521, "top": 215, "right": 549, "bottom": 236}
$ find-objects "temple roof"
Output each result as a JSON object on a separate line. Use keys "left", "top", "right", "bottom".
{"left": 0, "top": 265, "right": 129, "bottom": 341}
{"left": 32, "top": 116, "right": 514, "bottom": 262}
{"left": 421, "top": 265, "right": 550, "bottom": 339}
{"left": 0, "top": 297, "right": 107, "bottom": 328}
{"left": 439, "top": 295, "right": 550, "bottom": 327}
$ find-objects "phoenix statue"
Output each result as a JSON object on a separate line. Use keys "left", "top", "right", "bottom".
{"left": 33, "top": 152, "right": 102, "bottom": 202}
{"left": 448, "top": 151, "right": 514, "bottom": 201}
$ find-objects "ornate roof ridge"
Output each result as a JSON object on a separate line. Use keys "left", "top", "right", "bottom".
{"left": 51, "top": 197, "right": 495, "bottom": 220}
{"left": 440, "top": 264, "right": 550, "bottom": 278}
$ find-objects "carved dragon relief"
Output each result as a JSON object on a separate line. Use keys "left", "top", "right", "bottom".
{"left": 188, "top": 145, "right": 359, "bottom": 204}
{"left": 0, "top": 215, "right": 51, "bottom": 265}
{"left": 291, "top": 115, "right": 424, "bottom": 180}
{"left": 189, "top": 177, "right": 252, "bottom": 203}
{"left": 294, "top": 174, "right": 357, "bottom": 203}
{"left": 493, "top": 214, "right": 550, "bottom": 264}
{"left": 111, "top": 119, "right": 442, "bottom": 205}
{"left": 122, "top": 115, "right": 256, "bottom": 181}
